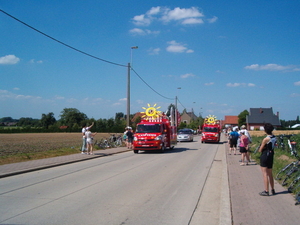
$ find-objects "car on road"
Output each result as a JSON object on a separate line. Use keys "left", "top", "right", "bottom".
{"left": 177, "top": 129, "right": 194, "bottom": 142}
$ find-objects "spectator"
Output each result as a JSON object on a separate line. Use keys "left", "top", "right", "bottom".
{"left": 85, "top": 127, "right": 97, "bottom": 155}
{"left": 126, "top": 127, "right": 134, "bottom": 149}
{"left": 258, "top": 123, "right": 276, "bottom": 196}
{"left": 239, "top": 131, "right": 250, "bottom": 165}
{"left": 81, "top": 122, "right": 94, "bottom": 154}
{"left": 229, "top": 128, "right": 239, "bottom": 155}
{"left": 239, "top": 125, "right": 252, "bottom": 162}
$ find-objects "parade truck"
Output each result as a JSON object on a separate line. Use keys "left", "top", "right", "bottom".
{"left": 132, "top": 104, "right": 178, "bottom": 154}
{"left": 201, "top": 115, "right": 221, "bottom": 143}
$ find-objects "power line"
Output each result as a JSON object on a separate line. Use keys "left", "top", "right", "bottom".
{"left": 131, "top": 68, "right": 174, "bottom": 100}
{"left": 0, "top": 9, "right": 127, "bottom": 68}
{"left": 1, "top": 9, "right": 185, "bottom": 107}
{"left": 177, "top": 97, "right": 186, "bottom": 110}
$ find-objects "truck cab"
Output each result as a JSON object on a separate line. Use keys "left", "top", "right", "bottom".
{"left": 133, "top": 117, "right": 177, "bottom": 154}
{"left": 201, "top": 115, "right": 221, "bottom": 143}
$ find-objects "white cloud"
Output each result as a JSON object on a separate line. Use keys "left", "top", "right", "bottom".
{"left": 162, "top": 7, "right": 204, "bottom": 24}
{"left": 129, "top": 28, "right": 160, "bottom": 36}
{"left": 207, "top": 16, "right": 218, "bottom": 23}
{"left": 0, "top": 55, "right": 20, "bottom": 65}
{"left": 147, "top": 6, "right": 161, "bottom": 15}
{"left": 294, "top": 81, "right": 300, "bottom": 86}
{"left": 148, "top": 48, "right": 161, "bottom": 55}
{"left": 180, "top": 73, "right": 195, "bottom": 79}
{"left": 29, "top": 59, "right": 43, "bottom": 64}
{"left": 166, "top": 40, "right": 193, "bottom": 53}
{"left": 205, "top": 82, "right": 214, "bottom": 86}
{"left": 244, "top": 63, "right": 300, "bottom": 72}
{"left": 132, "top": 6, "right": 206, "bottom": 26}
{"left": 226, "top": 83, "right": 255, "bottom": 87}
{"left": 181, "top": 18, "right": 204, "bottom": 25}
{"left": 132, "top": 14, "right": 151, "bottom": 26}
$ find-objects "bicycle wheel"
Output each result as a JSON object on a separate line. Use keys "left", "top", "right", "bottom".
{"left": 275, "top": 162, "right": 295, "bottom": 180}
{"left": 295, "top": 192, "right": 300, "bottom": 205}
{"left": 254, "top": 145, "right": 260, "bottom": 154}
{"left": 282, "top": 166, "right": 300, "bottom": 186}
{"left": 287, "top": 175, "right": 300, "bottom": 193}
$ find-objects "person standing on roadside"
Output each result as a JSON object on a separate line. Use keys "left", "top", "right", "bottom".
{"left": 126, "top": 127, "right": 134, "bottom": 149}
{"left": 229, "top": 128, "right": 239, "bottom": 155}
{"left": 123, "top": 127, "right": 128, "bottom": 145}
{"left": 239, "top": 130, "right": 250, "bottom": 165}
{"left": 239, "top": 125, "right": 252, "bottom": 162}
{"left": 258, "top": 123, "right": 276, "bottom": 196}
{"left": 85, "top": 127, "right": 97, "bottom": 155}
{"left": 81, "top": 122, "right": 94, "bottom": 154}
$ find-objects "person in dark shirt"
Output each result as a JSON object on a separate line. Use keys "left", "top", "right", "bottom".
{"left": 258, "top": 123, "right": 277, "bottom": 196}
{"left": 126, "top": 128, "right": 134, "bottom": 149}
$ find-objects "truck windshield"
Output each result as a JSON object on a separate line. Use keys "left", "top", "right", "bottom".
{"left": 136, "top": 124, "right": 161, "bottom": 133}
{"left": 203, "top": 127, "right": 218, "bottom": 132}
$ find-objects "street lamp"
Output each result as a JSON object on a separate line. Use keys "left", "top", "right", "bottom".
{"left": 130, "top": 46, "right": 138, "bottom": 68}
{"left": 127, "top": 46, "right": 138, "bottom": 127}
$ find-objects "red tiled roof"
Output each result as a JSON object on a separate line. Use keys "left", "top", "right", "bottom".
{"left": 224, "top": 116, "right": 238, "bottom": 124}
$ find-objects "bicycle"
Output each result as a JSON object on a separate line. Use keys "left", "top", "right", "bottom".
{"left": 276, "top": 134, "right": 296, "bottom": 154}
{"left": 287, "top": 175, "right": 300, "bottom": 193}
{"left": 275, "top": 135, "right": 299, "bottom": 183}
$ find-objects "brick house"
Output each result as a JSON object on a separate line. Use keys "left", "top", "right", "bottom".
{"left": 222, "top": 116, "right": 238, "bottom": 128}
{"left": 180, "top": 110, "right": 198, "bottom": 125}
{"left": 246, "top": 107, "right": 281, "bottom": 130}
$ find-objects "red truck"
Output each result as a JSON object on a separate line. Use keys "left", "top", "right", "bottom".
{"left": 133, "top": 108, "right": 177, "bottom": 154}
{"left": 201, "top": 116, "right": 221, "bottom": 143}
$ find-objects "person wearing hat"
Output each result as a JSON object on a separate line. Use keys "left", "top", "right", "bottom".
{"left": 81, "top": 122, "right": 94, "bottom": 154}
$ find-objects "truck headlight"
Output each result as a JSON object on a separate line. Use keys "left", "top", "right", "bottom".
{"left": 155, "top": 135, "right": 162, "bottom": 140}
{"left": 134, "top": 137, "right": 138, "bottom": 141}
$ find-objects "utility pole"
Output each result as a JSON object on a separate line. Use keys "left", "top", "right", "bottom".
{"left": 127, "top": 63, "right": 130, "bottom": 127}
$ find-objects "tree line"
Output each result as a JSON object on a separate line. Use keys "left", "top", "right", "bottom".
{"left": 1, "top": 108, "right": 298, "bottom": 133}
{"left": 0, "top": 106, "right": 205, "bottom": 133}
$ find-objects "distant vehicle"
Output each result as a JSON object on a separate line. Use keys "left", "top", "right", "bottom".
{"left": 291, "top": 124, "right": 300, "bottom": 129}
{"left": 177, "top": 128, "right": 194, "bottom": 142}
{"left": 201, "top": 115, "right": 221, "bottom": 143}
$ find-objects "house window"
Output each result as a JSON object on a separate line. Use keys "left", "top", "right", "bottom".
{"left": 183, "top": 120, "right": 187, "bottom": 124}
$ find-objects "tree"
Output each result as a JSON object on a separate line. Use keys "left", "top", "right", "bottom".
{"left": 40, "top": 112, "right": 56, "bottom": 129}
{"left": 238, "top": 110, "right": 249, "bottom": 127}
{"left": 59, "top": 108, "right": 88, "bottom": 127}
{"left": 17, "top": 117, "right": 39, "bottom": 127}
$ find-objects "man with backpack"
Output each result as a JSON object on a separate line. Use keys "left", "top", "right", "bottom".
{"left": 229, "top": 128, "right": 239, "bottom": 155}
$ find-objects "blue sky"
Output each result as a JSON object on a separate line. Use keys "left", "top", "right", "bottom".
{"left": 1, "top": 0, "right": 300, "bottom": 121}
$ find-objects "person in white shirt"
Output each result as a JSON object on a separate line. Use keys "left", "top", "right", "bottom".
{"left": 85, "top": 127, "right": 97, "bottom": 155}
{"left": 81, "top": 122, "right": 94, "bottom": 154}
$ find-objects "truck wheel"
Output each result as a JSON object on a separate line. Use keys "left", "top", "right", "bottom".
{"left": 133, "top": 150, "right": 139, "bottom": 154}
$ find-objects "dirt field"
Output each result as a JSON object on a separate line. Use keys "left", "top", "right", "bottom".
{"left": 249, "top": 130, "right": 300, "bottom": 137}
{"left": 0, "top": 133, "right": 118, "bottom": 153}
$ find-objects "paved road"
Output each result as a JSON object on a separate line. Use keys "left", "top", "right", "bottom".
{"left": 1, "top": 135, "right": 299, "bottom": 225}
{"left": 0, "top": 138, "right": 230, "bottom": 225}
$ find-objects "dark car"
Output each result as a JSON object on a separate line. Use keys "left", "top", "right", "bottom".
{"left": 177, "top": 129, "right": 194, "bottom": 142}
